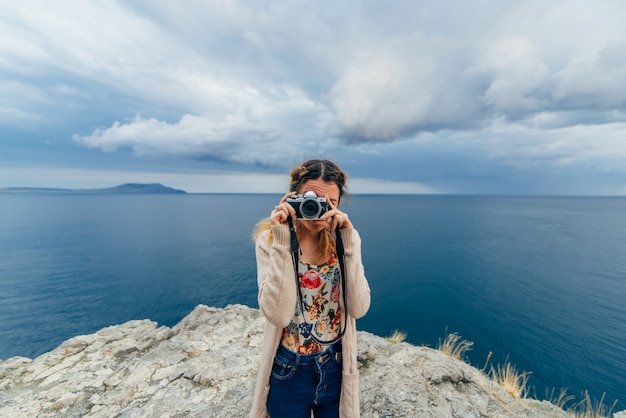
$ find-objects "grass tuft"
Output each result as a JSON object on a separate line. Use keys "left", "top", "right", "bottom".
{"left": 489, "top": 360, "right": 530, "bottom": 399}
{"left": 437, "top": 332, "right": 473, "bottom": 361}
{"left": 566, "top": 390, "right": 617, "bottom": 418}
{"left": 545, "top": 387, "right": 575, "bottom": 409}
{"left": 424, "top": 331, "right": 617, "bottom": 417}
{"left": 385, "top": 330, "right": 407, "bottom": 344}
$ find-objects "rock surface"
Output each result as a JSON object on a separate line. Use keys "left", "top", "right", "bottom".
{"left": 0, "top": 304, "right": 582, "bottom": 417}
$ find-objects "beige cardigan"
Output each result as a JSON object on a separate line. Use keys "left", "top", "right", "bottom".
{"left": 250, "top": 224, "right": 371, "bottom": 418}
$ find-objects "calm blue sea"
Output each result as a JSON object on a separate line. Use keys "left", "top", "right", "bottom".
{"left": 1, "top": 194, "right": 624, "bottom": 410}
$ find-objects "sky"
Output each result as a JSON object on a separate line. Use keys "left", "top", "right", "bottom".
{"left": 1, "top": 0, "right": 626, "bottom": 195}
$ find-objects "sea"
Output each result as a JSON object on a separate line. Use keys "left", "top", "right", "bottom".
{"left": 0, "top": 193, "right": 624, "bottom": 410}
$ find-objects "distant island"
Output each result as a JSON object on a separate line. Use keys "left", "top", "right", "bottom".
{"left": 0, "top": 183, "right": 187, "bottom": 194}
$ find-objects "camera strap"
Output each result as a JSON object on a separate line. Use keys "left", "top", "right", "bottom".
{"left": 288, "top": 217, "right": 348, "bottom": 345}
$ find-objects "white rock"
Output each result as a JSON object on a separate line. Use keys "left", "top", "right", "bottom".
{"left": 0, "top": 304, "right": 576, "bottom": 417}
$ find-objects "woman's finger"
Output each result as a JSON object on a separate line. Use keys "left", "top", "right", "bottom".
{"left": 280, "top": 191, "right": 296, "bottom": 204}
{"left": 271, "top": 202, "right": 287, "bottom": 224}
{"left": 271, "top": 193, "right": 298, "bottom": 224}
{"left": 325, "top": 194, "right": 336, "bottom": 210}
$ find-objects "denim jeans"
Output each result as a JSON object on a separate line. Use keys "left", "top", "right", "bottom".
{"left": 267, "top": 341, "right": 343, "bottom": 418}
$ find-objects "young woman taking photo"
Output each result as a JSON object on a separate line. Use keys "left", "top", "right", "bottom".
{"left": 251, "top": 159, "right": 371, "bottom": 418}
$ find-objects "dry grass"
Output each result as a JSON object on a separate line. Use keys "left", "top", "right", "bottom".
{"left": 437, "top": 332, "right": 473, "bottom": 361}
{"left": 436, "top": 333, "right": 530, "bottom": 400}
{"left": 422, "top": 330, "right": 617, "bottom": 417}
{"left": 545, "top": 388, "right": 575, "bottom": 409}
{"left": 545, "top": 388, "right": 618, "bottom": 417}
{"left": 489, "top": 361, "right": 530, "bottom": 399}
{"left": 565, "top": 390, "right": 617, "bottom": 418}
{"left": 385, "top": 330, "right": 407, "bottom": 344}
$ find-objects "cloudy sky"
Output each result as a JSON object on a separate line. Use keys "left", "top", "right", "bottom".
{"left": 2, "top": 0, "right": 626, "bottom": 194}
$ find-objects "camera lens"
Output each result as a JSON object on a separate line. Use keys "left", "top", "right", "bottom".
{"left": 300, "top": 198, "right": 321, "bottom": 219}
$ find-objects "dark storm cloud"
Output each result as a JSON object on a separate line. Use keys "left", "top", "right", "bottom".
{"left": 2, "top": 0, "right": 626, "bottom": 194}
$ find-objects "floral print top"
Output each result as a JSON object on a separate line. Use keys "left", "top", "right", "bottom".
{"left": 281, "top": 255, "right": 342, "bottom": 354}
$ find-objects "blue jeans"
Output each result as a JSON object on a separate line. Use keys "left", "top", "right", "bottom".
{"left": 267, "top": 341, "right": 343, "bottom": 418}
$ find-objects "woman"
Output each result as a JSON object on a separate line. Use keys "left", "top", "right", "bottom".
{"left": 250, "top": 159, "right": 371, "bottom": 418}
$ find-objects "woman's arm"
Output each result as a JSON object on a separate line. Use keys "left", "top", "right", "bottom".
{"left": 256, "top": 225, "right": 297, "bottom": 328}
{"left": 340, "top": 227, "right": 371, "bottom": 319}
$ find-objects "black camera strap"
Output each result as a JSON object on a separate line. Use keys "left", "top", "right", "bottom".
{"left": 288, "top": 217, "right": 348, "bottom": 345}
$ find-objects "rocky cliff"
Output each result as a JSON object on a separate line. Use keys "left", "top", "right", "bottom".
{"left": 0, "top": 304, "right": 601, "bottom": 417}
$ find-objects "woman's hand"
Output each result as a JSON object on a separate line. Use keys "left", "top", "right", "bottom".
{"left": 324, "top": 195, "right": 353, "bottom": 231}
{"left": 270, "top": 192, "right": 297, "bottom": 225}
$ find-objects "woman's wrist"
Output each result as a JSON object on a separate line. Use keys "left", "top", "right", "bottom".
{"left": 339, "top": 227, "right": 356, "bottom": 247}
{"left": 271, "top": 223, "right": 291, "bottom": 245}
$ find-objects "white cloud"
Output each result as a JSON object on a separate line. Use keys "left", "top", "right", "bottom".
{"left": 72, "top": 92, "right": 334, "bottom": 166}
{"left": 554, "top": 41, "right": 626, "bottom": 109}
{"left": 0, "top": 80, "right": 48, "bottom": 123}
{"left": 329, "top": 40, "right": 436, "bottom": 140}
{"left": 448, "top": 119, "right": 626, "bottom": 173}
{"left": 2, "top": 1, "right": 626, "bottom": 195}
{"left": 73, "top": 114, "right": 277, "bottom": 158}
{"left": 478, "top": 37, "right": 549, "bottom": 113}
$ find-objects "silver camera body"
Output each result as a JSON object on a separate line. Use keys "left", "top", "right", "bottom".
{"left": 287, "top": 191, "right": 328, "bottom": 220}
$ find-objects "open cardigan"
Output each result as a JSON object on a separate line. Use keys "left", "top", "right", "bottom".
{"left": 250, "top": 224, "right": 371, "bottom": 418}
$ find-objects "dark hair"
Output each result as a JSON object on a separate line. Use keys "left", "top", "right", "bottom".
{"left": 252, "top": 159, "right": 348, "bottom": 245}
{"left": 289, "top": 159, "right": 347, "bottom": 201}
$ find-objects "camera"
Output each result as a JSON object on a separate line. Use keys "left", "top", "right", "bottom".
{"left": 287, "top": 191, "right": 328, "bottom": 220}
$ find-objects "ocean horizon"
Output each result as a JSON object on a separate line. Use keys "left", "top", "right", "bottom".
{"left": 1, "top": 193, "right": 624, "bottom": 410}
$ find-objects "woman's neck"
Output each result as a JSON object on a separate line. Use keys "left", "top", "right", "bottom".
{"left": 297, "top": 227, "right": 326, "bottom": 265}
{"left": 297, "top": 225, "right": 321, "bottom": 242}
